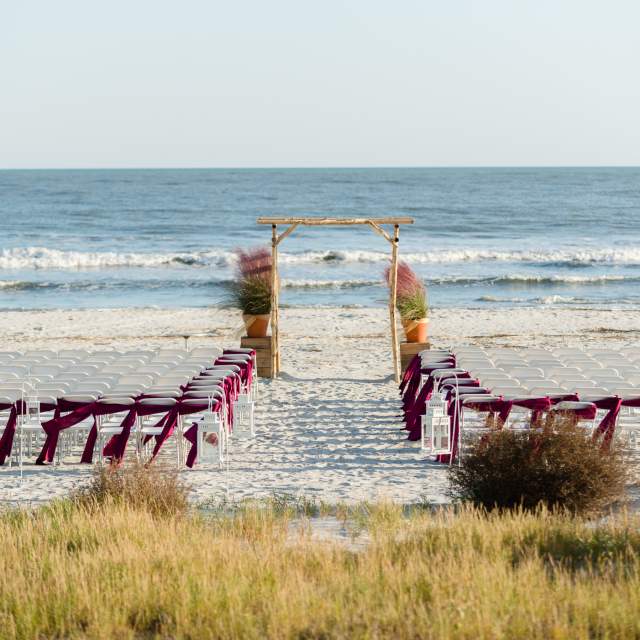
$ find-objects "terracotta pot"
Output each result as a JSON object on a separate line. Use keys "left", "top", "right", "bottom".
{"left": 242, "top": 313, "right": 270, "bottom": 338}
{"left": 402, "top": 318, "right": 428, "bottom": 343}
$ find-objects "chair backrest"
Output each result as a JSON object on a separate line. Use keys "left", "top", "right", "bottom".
{"left": 154, "top": 375, "right": 190, "bottom": 386}
{"left": 592, "top": 368, "right": 620, "bottom": 377}
{"left": 73, "top": 382, "right": 111, "bottom": 393}
{"left": 67, "top": 365, "right": 100, "bottom": 376}
{"left": 548, "top": 367, "right": 584, "bottom": 377}
{"left": 607, "top": 388, "right": 638, "bottom": 398}
{"left": 0, "top": 389, "right": 24, "bottom": 402}
{"left": 0, "top": 352, "right": 21, "bottom": 360}
{"left": 100, "top": 366, "right": 136, "bottom": 376}
{"left": 58, "top": 349, "right": 89, "bottom": 360}
{"left": 116, "top": 358, "right": 148, "bottom": 367}
{"left": 135, "top": 365, "right": 170, "bottom": 376}
{"left": 506, "top": 367, "right": 544, "bottom": 377}
{"left": 528, "top": 385, "right": 568, "bottom": 395}
{"left": 30, "top": 364, "right": 67, "bottom": 376}
{"left": 84, "top": 357, "right": 118, "bottom": 366}
{"left": 576, "top": 388, "right": 611, "bottom": 400}
{"left": 117, "top": 375, "right": 154, "bottom": 386}
{"left": 491, "top": 385, "right": 524, "bottom": 395}
{"left": 25, "top": 350, "right": 57, "bottom": 359}
{"left": 0, "top": 365, "right": 29, "bottom": 376}
{"left": 33, "top": 383, "right": 70, "bottom": 394}
{"left": 137, "top": 398, "right": 177, "bottom": 409}
{"left": 156, "top": 349, "right": 189, "bottom": 357}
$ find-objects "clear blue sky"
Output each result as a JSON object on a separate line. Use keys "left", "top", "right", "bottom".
{"left": 2, "top": 0, "right": 639, "bottom": 168}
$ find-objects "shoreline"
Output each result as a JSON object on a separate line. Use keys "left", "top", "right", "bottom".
{"left": 1, "top": 305, "right": 638, "bottom": 351}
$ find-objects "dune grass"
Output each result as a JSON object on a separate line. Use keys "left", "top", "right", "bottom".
{"left": 2, "top": 491, "right": 640, "bottom": 639}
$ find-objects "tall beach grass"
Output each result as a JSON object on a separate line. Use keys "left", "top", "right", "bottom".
{"left": 2, "top": 489, "right": 640, "bottom": 639}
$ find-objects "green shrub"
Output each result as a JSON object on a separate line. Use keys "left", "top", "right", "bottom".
{"left": 448, "top": 418, "right": 627, "bottom": 515}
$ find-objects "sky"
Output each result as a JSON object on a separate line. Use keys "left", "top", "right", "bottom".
{"left": 1, "top": 0, "right": 639, "bottom": 168}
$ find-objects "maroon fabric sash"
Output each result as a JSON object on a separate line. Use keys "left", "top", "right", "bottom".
{"left": 224, "top": 348, "right": 255, "bottom": 357}
{"left": 135, "top": 402, "right": 180, "bottom": 460}
{"left": 399, "top": 355, "right": 421, "bottom": 395}
{"left": 0, "top": 404, "right": 18, "bottom": 465}
{"left": 510, "top": 397, "right": 553, "bottom": 425}
{"left": 216, "top": 356, "right": 253, "bottom": 388}
{"left": 405, "top": 372, "right": 472, "bottom": 441}
{"left": 81, "top": 403, "right": 138, "bottom": 464}
{"left": 401, "top": 360, "right": 455, "bottom": 413}
{"left": 437, "top": 396, "right": 509, "bottom": 463}
{"left": 37, "top": 402, "right": 96, "bottom": 464}
{"left": 592, "top": 396, "right": 623, "bottom": 444}
{"left": 445, "top": 387, "right": 491, "bottom": 401}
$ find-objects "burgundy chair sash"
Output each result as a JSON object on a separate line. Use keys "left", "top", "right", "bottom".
{"left": 37, "top": 401, "right": 95, "bottom": 464}
{"left": 591, "top": 396, "right": 623, "bottom": 444}
{"left": 81, "top": 399, "right": 138, "bottom": 464}
{"left": 436, "top": 396, "right": 509, "bottom": 463}
{"left": 215, "top": 357, "right": 253, "bottom": 387}
{"left": 1, "top": 399, "right": 57, "bottom": 465}
{"left": 405, "top": 371, "right": 471, "bottom": 441}
{"left": 509, "top": 396, "right": 553, "bottom": 425}
{"left": 0, "top": 402, "right": 20, "bottom": 465}
{"left": 401, "top": 360, "right": 455, "bottom": 412}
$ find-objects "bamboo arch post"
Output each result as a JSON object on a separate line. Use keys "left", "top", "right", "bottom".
{"left": 257, "top": 217, "right": 414, "bottom": 382}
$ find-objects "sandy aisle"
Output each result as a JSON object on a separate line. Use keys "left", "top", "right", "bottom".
{"left": 0, "top": 306, "right": 638, "bottom": 506}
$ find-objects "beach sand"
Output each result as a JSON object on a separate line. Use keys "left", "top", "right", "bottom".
{"left": 1, "top": 306, "right": 638, "bottom": 507}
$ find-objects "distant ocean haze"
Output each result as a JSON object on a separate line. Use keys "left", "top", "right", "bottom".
{"left": 0, "top": 167, "right": 639, "bottom": 310}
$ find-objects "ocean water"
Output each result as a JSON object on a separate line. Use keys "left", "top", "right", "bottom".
{"left": 0, "top": 167, "right": 639, "bottom": 310}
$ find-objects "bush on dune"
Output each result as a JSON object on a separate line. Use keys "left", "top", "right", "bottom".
{"left": 448, "top": 416, "right": 628, "bottom": 515}
{"left": 72, "top": 461, "right": 191, "bottom": 518}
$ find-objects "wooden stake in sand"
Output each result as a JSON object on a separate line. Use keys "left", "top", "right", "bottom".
{"left": 257, "top": 217, "right": 414, "bottom": 383}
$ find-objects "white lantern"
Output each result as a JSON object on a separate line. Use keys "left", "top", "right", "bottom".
{"left": 232, "top": 394, "right": 255, "bottom": 439}
{"left": 422, "top": 395, "right": 450, "bottom": 455}
{"left": 197, "top": 396, "right": 226, "bottom": 466}
{"left": 431, "top": 410, "right": 451, "bottom": 455}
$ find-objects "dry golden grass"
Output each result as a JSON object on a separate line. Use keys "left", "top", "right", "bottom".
{"left": 72, "top": 461, "right": 191, "bottom": 518}
{"left": 2, "top": 495, "right": 640, "bottom": 639}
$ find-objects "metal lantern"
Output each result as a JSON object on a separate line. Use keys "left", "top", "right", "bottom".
{"left": 431, "top": 409, "right": 450, "bottom": 455}
{"left": 197, "top": 396, "right": 226, "bottom": 466}
{"left": 422, "top": 395, "right": 450, "bottom": 455}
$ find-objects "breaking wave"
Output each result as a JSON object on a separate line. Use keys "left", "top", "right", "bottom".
{"left": 3, "top": 246, "right": 640, "bottom": 270}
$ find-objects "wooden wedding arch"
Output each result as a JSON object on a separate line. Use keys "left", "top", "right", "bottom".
{"left": 256, "top": 217, "right": 414, "bottom": 383}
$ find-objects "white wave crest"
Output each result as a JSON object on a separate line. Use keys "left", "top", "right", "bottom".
{"left": 442, "top": 273, "right": 638, "bottom": 285}
{"left": 280, "top": 278, "right": 381, "bottom": 289}
{"left": 0, "top": 247, "right": 233, "bottom": 270}
{"left": 477, "top": 294, "right": 599, "bottom": 305}
{"left": 279, "top": 248, "right": 640, "bottom": 265}
{"left": 2, "top": 245, "right": 640, "bottom": 270}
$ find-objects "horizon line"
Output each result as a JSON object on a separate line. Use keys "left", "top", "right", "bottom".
{"left": 1, "top": 164, "right": 640, "bottom": 171}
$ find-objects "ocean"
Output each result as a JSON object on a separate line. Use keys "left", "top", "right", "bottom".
{"left": 1, "top": 167, "right": 639, "bottom": 311}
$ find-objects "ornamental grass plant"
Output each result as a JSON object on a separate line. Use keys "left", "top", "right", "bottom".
{"left": 384, "top": 260, "right": 427, "bottom": 321}
{"left": 228, "top": 246, "right": 272, "bottom": 315}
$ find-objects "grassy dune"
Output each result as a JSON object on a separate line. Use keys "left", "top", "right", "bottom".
{"left": 2, "top": 496, "right": 640, "bottom": 639}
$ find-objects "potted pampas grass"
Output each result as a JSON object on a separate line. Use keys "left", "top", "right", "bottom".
{"left": 230, "top": 247, "right": 273, "bottom": 338}
{"left": 385, "top": 261, "right": 429, "bottom": 343}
